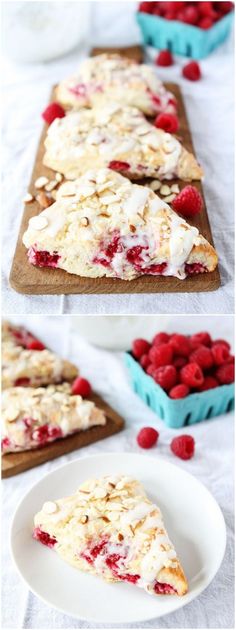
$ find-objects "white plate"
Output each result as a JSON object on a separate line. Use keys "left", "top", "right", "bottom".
{"left": 11, "top": 452, "right": 226, "bottom": 624}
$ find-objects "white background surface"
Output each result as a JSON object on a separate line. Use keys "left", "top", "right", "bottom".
{"left": 2, "top": 314, "right": 234, "bottom": 629}
{"left": 2, "top": 1, "right": 234, "bottom": 314}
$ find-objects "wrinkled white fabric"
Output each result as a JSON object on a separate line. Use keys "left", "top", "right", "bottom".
{"left": 2, "top": 2, "right": 234, "bottom": 314}
{"left": 2, "top": 315, "right": 234, "bottom": 629}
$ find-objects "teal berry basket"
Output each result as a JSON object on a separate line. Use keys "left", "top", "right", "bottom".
{"left": 125, "top": 352, "right": 234, "bottom": 429}
{"left": 136, "top": 11, "right": 234, "bottom": 59}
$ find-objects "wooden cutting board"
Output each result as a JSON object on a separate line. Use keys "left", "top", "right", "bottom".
{"left": 2, "top": 393, "right": 124, "bottom": 478}
{"left": 9, "top": 46, "right": 220, "bottom": 295}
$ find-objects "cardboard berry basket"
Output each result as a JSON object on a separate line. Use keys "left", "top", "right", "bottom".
{"left": 136, "top": 11, "right": 234, "bottom": 59}
{"left": 125, "top": 352, "right": 234, "bottom": 428}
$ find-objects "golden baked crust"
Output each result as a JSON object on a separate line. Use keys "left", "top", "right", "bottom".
{"left": 33, "top": 475, "right": 188, "bottom": 596}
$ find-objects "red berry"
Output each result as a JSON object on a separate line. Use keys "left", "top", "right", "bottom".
{"left": 146, "top": 364, "right": 156, "bottom": 377}
{"left": 137, "top": 427, "right": 159, "bottom": 449}
{"left": 170, "top": 334, "right": 190, "bottom": 357}
{"left": 152, "top": 332, "right": 170, "bottom": 346}
{"left": 212, "top": 339, "right": 230, "bottom": 351}
{"left": 198, "top": 16, "right": 213, "bottom": 28}
{"left": 71, "top": 377, "right": 92, "bottom": 397}
{"left": 182, "top": 61, "right": 201, "bottom": 81}
{"left": 180, "top": 362, "right": 204, "bottom": 388}
{"left": 155, "top": 49, "right": 174, "bottom": 67}
{"left": 154, "top": 113, "right": 179, "bottom": 134}
{"left": 217, "top": 2, "right": 234, "bottom": 15}
{"left": 42, "top": 102, "right": 65, "bottom": 125}
{"left": 197, "top": 376, "right": 219, "bottom": 391}
{"left": 171, "top": 435, "right": 195, "bottom": 460}
{"left": 190, "top": 332, "right": 212, "bottom": 349}
{"left": 190, "top": 345, "right": 213, "bottom": 370}
{"left": 26, "top": 338, "right": 45, "bottom": 351}
{"left": 212, "top": 343, "right": 230, "bottom": 366}
{"left": 181, "top": 6, "right": 199, "bottom": 24}
{"left": 140, "top": 353, "right": 150, "bottom": 370}
{"left": 198, "top": 2, "right": 214, "bottom": 17}
{"left": 169, "top": 384, "right": 190, "bottom": 399}
{"left": 108, "top": 160, "right": 130, "bottom": 171}
{"left": 227, "top": 355, "right": 235, "bottom": 365}
{"left": 132, "top": 338, "right": 151, "bottom": 360}
{"left": 149, "top": 343, "right": 173, "bottom": 367}
{"left": 154, "top": 365, "right": 177, "bottom": 391}
{"left": 172, "top": 185, "right": 203, "bottom": 217}
{"left": 173, "top": 356, "right": 187, "bottom": 369}
{"left": 138, "top": 1, "right": 155, "bottom": 13}
{"left": 216, "top": 363, "right": 234, "bottom": 385}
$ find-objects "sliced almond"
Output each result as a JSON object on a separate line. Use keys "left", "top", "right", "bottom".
{"left": 101, "top": 516, "right": 110, "bottom": 523}
{"left": 34, "top": 176, "right": 49, "bottom": 189}
{"left": 129, "top": 224, "right": 136, "bottom": 233}
{"left": 7, "top": 405, "right": 19, "bottom": 422}
{"left": 36, "top": 191, "right": 53, "bottom": 209}
{"left": 80, "top": 217, "right": 89, "bottom": 227}
{"left": 149, "top": 180, "right": 161, "bottom": 192}
{"left": 42, "top": 501, "right": 58, "bottom": 514}
{"left": 29, "top": 215, "right": 48, "bottom": 230}
{"left": 55, "top": 172, "right": 63, "bottom": 183}
{"left": 80, "top": 515, "right": 89, "bottom": 524}
{"left": 93, "top": 487, "right": 107, "bottom": 499}
{"left": 23, "top": 193, "right": 34, "bottom": 203}
{"left": 163, "top": 193, "right": 176, "bottom": 203}
{"left": 170, "top": 184, "right": 180, "bottom": 194}
{"left": 160, "top": 185, "right": 171, "bottom": 196}
{"left": 45, "top": 180, "right": 58, "bottom": 192}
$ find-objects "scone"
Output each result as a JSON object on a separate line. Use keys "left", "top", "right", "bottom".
{"left": 23, "top": 169, "right": 218, "bottom": 281}
{"left": 43, "top": 105, "right": 203, "bottom": 181}
{"left": 1, "top": 384, "right": 106, "bottom": 453}
{"left": 33, "top": 475, "right": 188, "bottom": 596}
{"left": 2, "top": 319, "right": 46, "bottom": 351}
{"left": 2, "top": 343, "right": 78, "bottom": 389}
{"left": 56, "top": 53, "right": 176, "bottom": 116}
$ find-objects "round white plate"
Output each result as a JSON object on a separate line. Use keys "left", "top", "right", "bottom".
{"left": 11, "top": 452, "right": 226, "bottom": 624}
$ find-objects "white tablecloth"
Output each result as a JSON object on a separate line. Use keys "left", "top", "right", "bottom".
{"left": 2, "top": 2, "right": 234, "bottom": 314}
{"left": 2, "top": 315, "right": 234, "bottom": 629}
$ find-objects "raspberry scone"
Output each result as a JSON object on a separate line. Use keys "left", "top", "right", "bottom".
{"left": 56, "top": 53, "right": 176, "bottom": 116}
{"left": 43, "top": 105, "right": 202, "bottom": 182}
{"left": 33, "top": 475, "right": 188, "bottom": 596}
{"left": 22, "top": 169, "right": 218, "bottom": 280}
{"left": 1, "top": 384, "right": 106, "bottom": 453}
{"left": 2, "top": 319, "right": 46, "bottom": 351}
{"left": 2, "top": 343, "right": 78, "bottom": 390}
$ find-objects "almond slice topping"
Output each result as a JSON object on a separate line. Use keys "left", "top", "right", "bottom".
{"left": 35, "top": 176, "right": 49, "bottom": 189}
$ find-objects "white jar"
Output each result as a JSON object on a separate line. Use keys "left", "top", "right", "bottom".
{"left": 70, "top": 316, "right": 170, "bottom": 351}
{"left": 2, "top": 1, "right": 90, "bottom": 63}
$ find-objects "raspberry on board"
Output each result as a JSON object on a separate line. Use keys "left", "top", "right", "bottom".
{"left": 149, "top": 343, "right": 173, "bottom": 367}
{"left": 182, "top": 61, "right": 201, "bottom": 81}
{"left": 180, "top": 362, "right": 204, "bottom": 388}
{"left": 42, "top": 102, "right": 65, "bottom": 125}
{"left": 172, "top": 185, "right": 203, "bottom": 217}
{"left": 71, "top": 377, "right": 92, "bottom": 397}
{"left": 154, "top": 113, "right": 179, "bottom": 134}
{"left": 169, "top": 384, "right": 190, "bottom": 399}
{"left": 190, "top": 345, "right": 213, "bottom": 370}
{"left": 137, "top": 427, "right": 159, "bottom": 449}
{"left": 132, "top": 338, "right": 151, "bottom": 360}
{"left": 154, "top": 365, "right": 177, "bottom": 391}
{"left": 155, "top": 49, "right": 174, "bottom": 67}
{"left": 171, "top": 435, "right": 195, "bottom": 460}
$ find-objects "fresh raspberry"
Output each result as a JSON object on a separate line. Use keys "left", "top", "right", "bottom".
{"left": 154, "top": 365, "right": 177, "bottom": 391}
{"left": 172, "top": 185, "right": 203, "bottom": 217}
{"left": 198, "top": 16, "right": 213, "bottom": 28}
{"left": 198, "top": 2, "right": 214, "bottom": 17}
{"left": 140, "top": 353, "right": 150, "bottom": 370}
{"left": 212, "top": 339, "right": 230, "bottom": 351}
{"left": 149, "top": 343, "right": 173, "bottom": 367}
{"left": 182, "top": 61, "right": 201, "bottom": 81}
{"left": 152, "top": 332, "right": 170, "bottom": 346}
{"left": 197, "top": 376, "right": 219, "bottom": 391}
{"left": 170, "top": 334, "right": 190, "bottom": 357}
{"left": 138, "top": 1, "right": 155, "bottom": 13}
{"left": 146, "top": 364, "right": 156, "bottom": 377}
{"left": 217, "top": 2, "right": 234, "bottom": 15}
{"left": 169, "top": 384, "right": 190, "bottom": 399}
{"left": 108, "top": 160, "right": 130, "bottom": 171}
{"left": 173, "top": 356, "right": 187, "bottom": 369}
{"left": 227, "top": 355, "right": 235, "bottom": 364}
{"left": 71, "top": 377, "right": 92, "bottom": 397}
{"left": 190, "top": 345, "right": 213, "bottom": 370}
{"left": 190, "top": 332, "right": 212, "bottom": 349}
{"left": 181, "top": 5, "right": 199, "bottom": 24}
{"left": 155, "top": 49, "right": 174, "bottom": 67}
{"left": 132, "top": 338, "right": 151, "bottom": 359}
{"left": 212, "top": 343, "right": 230, "bottom": 366}
{"left": 137, "top": 427, "right": 159, "bottom": 449}
{"left": 180, "top": 362, "right": 204, "bottom": 388}
{"left": 216, "top": 363, "right": 235, "bottom": 385}
{"left": 154, "top": 113, "right": 179, "bottom": 134}
{"left": 26, "top": 338, "right": 45, "bottom": 351}
{"left": 171, "top": 435, "right": 195, "bottom": 460}
{"left": 42, "top": 102, "right": 65, "bottom": 125}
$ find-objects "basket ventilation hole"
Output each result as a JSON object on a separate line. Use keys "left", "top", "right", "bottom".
{"left": 186, "top": 43, "right": 192, "bottom": 57}
{"left": 167, "top": 40, "right": 172, "bottom": 51}
{"left": 184, "top": 412, "right": 192, "bottom": 425}
{"left": 159, "top": 406, "right": 164, "bottom": 419}
{"left": 146, "top": 35, "right": 153, "bottom": 46}
{"left": 134, "top": 382, "right": 138, "bottom": 394}
{"left": 206, "top": 406, "right": 213, "bottom": 419}
{"left": 145, "top": 393, "right": 151, "bottom": 406}
{"left": 226, "top": 399, "right": 234, "bottom": 412}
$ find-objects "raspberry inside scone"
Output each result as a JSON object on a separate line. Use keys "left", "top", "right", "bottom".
{"left": 56, "top": 53, "right": 177, "bottom": 117}
{"left": 43, "top": 105, "right": 203, "bottom": 182}
{"left": 33, "top": 475, "right": 188, "bottom": 596}
{"left": 1, "top": 384, "right": 106, "bottom": 453}
{"left": 23, "top": 169, "right": 218, "bottom": 281}
{"left": 2, "top": 319, "right": 45, "bottom": 350}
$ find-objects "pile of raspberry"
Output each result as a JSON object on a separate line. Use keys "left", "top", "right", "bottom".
{"left": 132, "top": 331, "right": 234, "bottom": 398}
{"left": 138, "top": 2, "right": 234, "bottom": 29}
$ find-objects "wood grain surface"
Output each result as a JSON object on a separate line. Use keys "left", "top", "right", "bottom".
{"left": 9, "top": 46, "right": 220, "bottom": 295}
{"left": 2, "top": 393, "right": 124, "bottom": 478}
